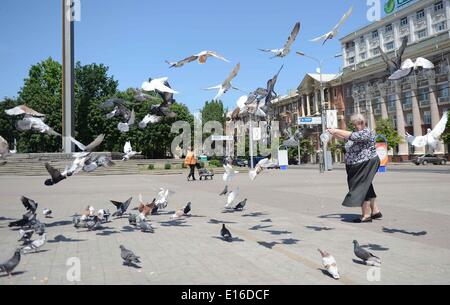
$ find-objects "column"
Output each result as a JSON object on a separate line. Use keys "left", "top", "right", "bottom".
{"left": 428, "top": 73, "right": 445, "bottom": 154}
{"left": 306, "top": 94, "right": 311, "bottom": 116}
{"left": 377, "top": 82, "right": 389, "bottom": 119}
{"left": 394, "top": 81, "right": 409, "bottom": 158}
{"left": 314, "top": 90, "right": 320, "bottom": 114}
{"left": 411, "top": 79, "right": 425, "bottom": 155}
{"left": 301, "top": 95, "right": 306, "bottom": 117}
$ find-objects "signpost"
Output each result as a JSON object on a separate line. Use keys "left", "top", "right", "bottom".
{"left": 326, "top": 110, "right": 338, "bottom": 129}
{"left": 298, "top": 117, "right": 322, "bottom": 125}
{"left": 278, "top": 148, "right": 289, "bottom": 171}
{"left": 375, "top": 135, "right": 389, "bottom": 173}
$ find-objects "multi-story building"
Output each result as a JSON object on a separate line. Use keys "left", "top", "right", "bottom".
{"left": 272, "top": 0, "right": 450, "bottom": 162}
{"left": 339, "top": 0, "right": 450, "bottom": 160}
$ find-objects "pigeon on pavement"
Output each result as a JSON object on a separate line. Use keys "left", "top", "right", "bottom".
{"left": 111, "top": 197, "right": 132, "bottom": 217}
{"left": 353, "top": 240, "right": 381, "bottom": 267}
{"left": 0, "top": 249, "right": 21, "bottom": 278}
{"left": 22, "top": 233, "right": 47, "bottom": 254}
{"left": 120, "top": 245, "right": 140, "bottom": 266}
{"left": 221, "top": 224, "right": 232, "bottom": 242}
{"left": 318, "top": 249, "right": 340, "bottom": 279}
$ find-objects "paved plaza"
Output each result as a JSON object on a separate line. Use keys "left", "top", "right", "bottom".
{"left": 1, "top": 165, "right": 450, "bottom": 285}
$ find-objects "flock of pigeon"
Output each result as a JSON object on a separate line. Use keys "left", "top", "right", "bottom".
{"left": 1, "top": 5, "right": 447, "bottom": 281}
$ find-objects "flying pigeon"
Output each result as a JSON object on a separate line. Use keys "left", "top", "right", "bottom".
{"left": 379, "top": 36, "right": 408, "bottom": 74}
{"left": 389, "top": 57, "right": 435, "bottom": 80}
{"left": 131, "top": 88, "right": 154, "bottom": 102}
{"left": 111, "top": 197, "right": 132, "bottom": 217}
{"left": 318, "top": 249, "right": 340, "bottom": 279}
{"left": 249, "top": 157, "right": 271, "bottom": 181}
{"left": 139, "top": 114, "right": 162, "bottom": 128}
{"left": 32, "top": 220, "right": 46, "bottom": 236}
{"left": 142, "top": 77, "right": 178, "bottom": 94}
{"left": 310, "top": 6, "right": 353, "bottom": 45}
{"left": 82, "top": 154, "right": 115, "bottom": 173}
{"left": 22, "top": 233, "right": 47, "bottom": 254}
{"left": 406, "top": 112, "right": 448, "bottom": 150}
{"left": 204, "top": 63, "right": 241, "bottom": 101}
{"left": 20, "top": 196, "right": 38, "bottom": 214}
{"left": 219, "top": 185, "right": 228, "bottom": 196}
{"left": 259, "top": 22, "right": 300, "bottom": 58}
{"left": 234, "top": 198, "right": 247, "bottom": 211}
{"left": 99, "top": 98, "right": 132, "bottom": 120}
{"left": 263, "top": 65, "right": 284, "bottom": 105}
{"left": 220, "top": 224, "right": 232, "bottom": 242}
{"left": 225, "top": 187, "right": 240, "bottom": 208}
{"left": 18, "top": 229, "right": 34, "bottom": 245}
{"left": 166, "top": 51, "right": 229, "bottom": 68}
{"left": 120, "top": 245, "right": 140, "bottom": 266}
{"left": 117, "top": 108, "right": 136, "bottom": 133}
{"left": 0, "top": 249, "right": 21, "bottom": 278}
{"left": 353, "top": 240, "right": 381, "bottom": 267}
{"left": 42, "top": 208, "right": 52, "bottom": 218}
{"left": 138, "top": 194, "right": 156, "bottom": 217}
{"left": 5, "top": 105, "right": 59, "bottom": 135}
{"left": 70, "top": 134, "right": 105, "bottom": 153}
{"left": 8, "top": 213, "right": 36, "bottom": 228}
{"left": 223, "top": 164, "right": 239, "bottom": 182}
{"left": 122, "top": 141, "right": 140, "bottom": 161}
{"left": 5, "top": 105, "right": 45, "bottom": 117}
{"left": 44, "top": 163, "right": 68, "bottom": 186}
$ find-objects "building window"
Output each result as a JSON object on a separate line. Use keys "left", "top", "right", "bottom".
{"left": 434, "top": 21, "right": 447, "bottom": 32}
{"left": 392, "top": 117, "right": 397, "bottom": 128}
{"left": 385, "top": 41, "right": 395, "bottom": 51}
{"left": 435, "top": 1, "right": 444, "bottom": 13}
{"left": 424, "top": 111, "right": 432, "bottom": 124}
{"left": 406, "top": 113, "right": 414, "bottom": 126}
{"left": 360, "top": 36, "right": 365, "bottom": 44}
{"left": 372, "top": 30, "right": 379, "bottom": 39}
{"left": 346, "top": 87, "right": 352, "bottom": 98}
{"left": 438, "top": 83, "right": 449, "bottom": 98}
{"left": 419, "top": 87, "right": 429, "bottom": 102}
{"left": 400, "top": 17, "right": 409, "bottom": 27}
{"left": 371, "top": 48, "right": 380, "bottom": 56}
{"left": 360, "top": 52, "right": 367, "bottom": 60}
{"left": 347, "top": 57, "right": 355, "bottom": 65}
{"left": 333, "top": 88, "right": 338, "bottom": 98}
{"left": 385, "top": 24, "right": 393, "bottom": 33}
{"left": 403, "top": 91, "right": 412, "bottom": 107}
{"left": 416, "top": 29, "right": 427, "bottom": 40}
{"left": 416, "top": 9, "right": 425, "bottom": 20}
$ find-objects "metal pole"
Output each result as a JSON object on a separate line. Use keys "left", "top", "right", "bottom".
{"left": 62, "top": 0, "right": 75, "bottom": 153}
{"left": 249, "top": 114, "right": 254, "bottom": 169}
{"left": 319, "top": 61, "right": 328, "bottom": 172}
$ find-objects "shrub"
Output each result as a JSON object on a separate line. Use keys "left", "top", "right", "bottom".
{"left": 164, "top": 163, "right": 171, "bottom": 170}
{"left": 198, "top": 161, "right": 205, "bottom": 169}
{"left": 148, "top": 164, "right": 155, "bottom": 170}
{"left": 182, "top": 163, "right": 187, "bottom": 169}
{"left": 208, "top": 159, "right": 222, "bottom": 168}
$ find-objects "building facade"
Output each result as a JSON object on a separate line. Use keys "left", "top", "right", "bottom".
{"left": 271, "top": 0, "right": 450, "bottom": 161}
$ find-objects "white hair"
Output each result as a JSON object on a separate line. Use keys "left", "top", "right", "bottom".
{"left": 350, "top": 114, "right": 366, "bottom": 125}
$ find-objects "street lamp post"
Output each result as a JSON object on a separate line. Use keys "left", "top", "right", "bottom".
{"left": 296, "top": 52, "right": 342, "bottom": 172}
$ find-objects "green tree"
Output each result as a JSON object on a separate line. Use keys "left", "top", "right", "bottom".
{"left": 442, "top": 110, "right": 450, "bottom": 144}
{"left": 200, "top": 100, "right": 226, "bottom": 126}
{"left": 375, "top": 118, "right": 402, "bottom": 150}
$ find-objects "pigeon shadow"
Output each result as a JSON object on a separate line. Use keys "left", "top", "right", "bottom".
{"left": 184, "top": 214, "right": 206, "bottom": 218}
{"left": 257, "top": 238, "right": 300, "bottom": 249}
{"left": 262, "top": 229, "right": 292, "bottom": 236}
{"left": 23, "top": 249, "right": 50, "bottom": 255}
{"left": 242, "top": 212, "right": 268, "bottom": 218}
{"left": 123, "top": 262, "right": 142, "bottom": 269}
{"left": 208, "top": 219, "right": 236, "bottom": 224}
{"left": 0, "top": 216, "right": 15, "bottom": 221}
{"left": 318, "top": 269, "right": 339, "bottom": 280}
{"left": 361, "top": 243, "right": 390, "bottom": 251}
{"left": 48, "top": 235, "right": 86, "bottom": 243}
{"left": 261, "top": 219, "right": 272, "bottom": 223}
{"left": 221, "top": 209, "right": 243, "bottom": 214}
{"left": 257, "top": 241, "right": 278, "bottom": 249}
{"left": 318, "top": 213, "right": 360, "bottom": 223}
{"left": 382, "top": 227, "right": 427, "bottom": 236}
{"left": 121, "top": 226, "right": 137, "bottom": 232}
{"left": 45, "top": 220, "right": 73, "bottom": 227}
{"left": 154, "top": 211, "right": 176, "bottom": 216}
{"left": 249, "top": 225, "right": 273, "bottom": 231}
{"left": 159, "top": 219, "right": 191, "bottom": 227}
{"left": 211, "top": 236, "right": 244, "bottom": 243}
{"left": 96, "top": 230, "right": 121, "bottom": 236}
{"left": 280, "top": 238, "right": 300, "bottom": 245}
{"left": 305, "top": 226, "right": 335, "bottom": 232}
{"left": 0, "top": 271, "right": 26, "bottom": 278}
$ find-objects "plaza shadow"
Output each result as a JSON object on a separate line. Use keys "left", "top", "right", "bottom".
{"left": 382, "top": 227, "right": 427, "bottom": 236}
{"left": 318, "top": 213, "right": 361, "bottom": 223}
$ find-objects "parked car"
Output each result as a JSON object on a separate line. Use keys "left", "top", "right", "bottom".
{"left": 412, "top": 154, "right": 447, "bottom": 165}
{"left": 233, "top": 158, "right": 247, "bottom": 167}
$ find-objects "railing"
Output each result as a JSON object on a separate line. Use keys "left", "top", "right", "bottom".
{"left": 419, "top": 99, "right": 430, "bottom": 108}
{"left": 438, "top": 96, "right": 450, "bottom": 105}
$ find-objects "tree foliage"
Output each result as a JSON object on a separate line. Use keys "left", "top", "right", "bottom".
{"left": 375, "top": 118, "right": 402, "bottom": 150}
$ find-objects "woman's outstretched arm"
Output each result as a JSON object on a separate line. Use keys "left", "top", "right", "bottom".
{"left": 328, "top": 128, "right": 352, "bottom": 140}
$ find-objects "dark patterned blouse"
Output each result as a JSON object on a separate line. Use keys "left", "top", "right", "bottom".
{"left": 344, "top": 128, "right": 378, "bottom": 165}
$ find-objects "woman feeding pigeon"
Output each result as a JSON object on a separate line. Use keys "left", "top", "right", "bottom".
{"left": 327, "top": 114, "right": 382, "bottom": 223}
{"left": 184, "top": 147, "right": 198, "bottom": 181}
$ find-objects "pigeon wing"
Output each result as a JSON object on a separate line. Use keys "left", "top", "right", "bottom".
{"left": 415, "top": 57, "right": 435, "bottom": 69}
{"left": 283, "top": 22, "right": 301, "bottom": 50}
{"left": 333, "top": 6, "right": 353, "bottom": 32}
{"left": 83, "top": 134, "right": 105, "bottom": 152}
{"left": 388, "top": 68, "right": 413, "bottom": 80}
{"left": 430, "top": 112, "right": 448, "bottom": 139}
{"left": 45, "top": 162, "right": 62, "bottom": 180}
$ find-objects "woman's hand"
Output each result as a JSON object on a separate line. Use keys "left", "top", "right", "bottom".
{"left": 327, "top": 128, "right": 337, "bottom": 135}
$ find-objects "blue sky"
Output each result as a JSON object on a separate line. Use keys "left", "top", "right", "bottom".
{"left": 0, "top": 0, "right": 379, "bottom": 112}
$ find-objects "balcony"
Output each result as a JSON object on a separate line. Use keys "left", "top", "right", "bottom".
{"left": 419, "top": 99, "right": 430, "bottom": 108}
{"left": 374, "top": 108, "right": 382, "bottom": 116}
{"left": 388, "top": 105, "right": 396, "bottom": 113}
{"left": 438, "top": 96, "right": 450, "bottom": 105}
{"left": 402, "top": 102, "right": 412, "bottom": 111}
{"left": 413, "top": 18, "right": 427, "bottom": 30}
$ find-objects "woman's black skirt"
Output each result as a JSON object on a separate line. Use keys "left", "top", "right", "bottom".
{"left": 342, "top": 157, "right": 380, "bottom": 207}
